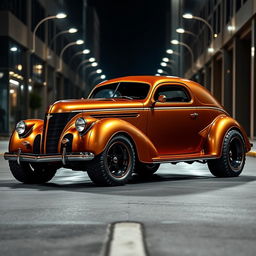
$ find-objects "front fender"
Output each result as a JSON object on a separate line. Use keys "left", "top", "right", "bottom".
{"left": 9, "top": 119, "right": 44, "bottom": 153}
{"left": 205, "top": 115, "right": 251, "bottom": 157}
{"left": 87, "top": 118, "right": 158, "bottom": 162}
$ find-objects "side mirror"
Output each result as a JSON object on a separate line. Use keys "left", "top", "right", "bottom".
{"left": 157, "top": 95, "right": 167, "bottom": 103}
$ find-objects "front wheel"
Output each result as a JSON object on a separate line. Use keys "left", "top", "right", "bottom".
{"left": 87, "top": 135, "right": 135, "bottom": 186}
{"left": 207, "top": 130, "right": 246, "bottom": 177}
{"left": 9, "top": 161, "right": 57, "bottom": 184}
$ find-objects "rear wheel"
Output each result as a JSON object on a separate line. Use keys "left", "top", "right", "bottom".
{"left": 134, "top": 161, "right": 160, "bottom": 177}
{"left": 9, "top": 161, "right": 57, "bottom": 184}
{"left": 207, "top": 130, "right": 246, "bottom": 177}
{"left": 87, "top": 135, "right": 135, "bottom": 186}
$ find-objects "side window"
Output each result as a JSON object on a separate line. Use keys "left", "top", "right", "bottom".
{"left": 154, "top": 85, "right": 191, "bottom": 102}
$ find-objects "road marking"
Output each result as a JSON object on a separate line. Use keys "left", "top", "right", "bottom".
{"left": 105, "top": 222, "right": 147, "bottom": 256}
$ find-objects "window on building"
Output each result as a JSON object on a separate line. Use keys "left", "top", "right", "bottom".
{"left": 0, "top": 0, "right": 27, "bottom": 24}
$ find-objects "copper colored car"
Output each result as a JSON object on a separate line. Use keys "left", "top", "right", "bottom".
{"left": 4, "top": 76, "right": 252, "bottom": 186}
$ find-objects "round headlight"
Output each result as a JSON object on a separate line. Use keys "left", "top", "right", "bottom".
{"left": 16, "top": 120, "right": 26, "bottom": 135}
{"left": 75, "top": 117, "right": 87, "bottom": 132}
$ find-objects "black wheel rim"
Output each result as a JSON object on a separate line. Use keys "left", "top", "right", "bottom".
{"left": 106, "top": 141, "right": 131, "bottom": 179}
{"left": 228, "top": 136, "right": 244, "bottom": 171}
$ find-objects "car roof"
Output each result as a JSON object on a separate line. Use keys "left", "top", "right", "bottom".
{"left": 95, "top": 75, "right": 223, "bottom": 108}
{"left": 96, "top": 75, "right": 191, "bottom": 87}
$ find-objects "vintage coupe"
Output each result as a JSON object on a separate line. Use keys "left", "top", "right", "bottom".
{"left": 4, "top": 76, "right": 251, "bottom": 186}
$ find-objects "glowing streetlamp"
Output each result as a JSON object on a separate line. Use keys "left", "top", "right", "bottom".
{"left": 176, "top": 27, "right": 196, "bottom": 37}
{"left": 166, "top": 49, "right": 180, "bottom": 56}
{"left": 58, "top": 39, "right": 84, "bottom": 71}
{"left": 182, "top": 13, "right": 217, "bottom": 52}
{"left": 76, "top": 58, "right": 97, "bottom": 74}
{"left": 171, "top": 39, "right": 194, "bottom": 71}
{"left": 157, "top": 69, "right": 168, "bottom": 75}
{"left": 69, "top": 49, "right": 91, "bottom": 64}
{"left": 47, "top": 27, "right": 78, "bottom": 58}
{"left": 32, "top": 12, "right": 67, "bottom": 53}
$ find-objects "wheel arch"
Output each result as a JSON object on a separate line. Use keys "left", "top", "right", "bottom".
{"left": 205, "top": 115, "right": 251, "bottom": 157}
{"left": 86, "top": 118, "right": 158, "bottom": 162}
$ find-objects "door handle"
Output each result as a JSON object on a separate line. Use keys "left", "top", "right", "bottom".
{"left": 190, "top": 112, "right": 199, "bottom": 119}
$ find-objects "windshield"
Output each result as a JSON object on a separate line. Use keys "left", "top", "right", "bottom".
{"left": 90, "top": 82, "right": 150, "bottom": 100}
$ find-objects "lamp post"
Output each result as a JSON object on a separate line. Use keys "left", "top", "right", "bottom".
{"left": 161, "top": 62, "right": 174, "bottom": 69}
{"left": 47, "top": 28, "right": 78, "bottom": 58}
{"left": 32, "top": 12, "right": 67, "bottom": 53}
{"left": 157, "top": 69, "right": 168, "bottom": 75}
{"left": 92, "top": 74, "right": 106, "bottom": 85}
{"left": 176, "top": 28, "right": 196, "bottom": 37}
{"left": 171, "top": 39, "right": 194, "bottom": 71}
{"left": 58, "top": 39, "right": 84, "bottom": 71}
{"left": 88, "top": 69, "right": 102, "bottom": 81}
{"left": 182, "top": 13, "right": 217, "bottom": 51}
{"left": 162, "top": 57, "right": 176, "bottom": 64}
{"left": 75, "top": 58, "right": 96, "bottom": 74}
{"left": 69, "top": 49, "right": 91, "bottom": 64}
{"left": 166, "top": 49, "right": 180, "bottom": 56}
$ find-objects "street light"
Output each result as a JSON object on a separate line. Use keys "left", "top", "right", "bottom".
{"left": 92, "top": 74, "right": 106, "bottom": 85}
{"left": 166, "top": 49, "right": 180, "bottom": 56}
{"left": 88, "top": 69, "right": 103, "bottom": 80}
{"left": 171, "top": 39, "right": 194, "bottom": 71}
{"left": 32, "top": 12, "right": 67, "bottom": 53}
{"left": 69, "top": 49, "right": 91, "bottom": 64}
{"left": 10, "top": 47, "right": 18, "bottom": 52}
{"left": 76, "top": 58, "right": 96, "bottom": 75}
{"left": 47, "top": 27, "right": 78, "bottom": 58}
{"left": 176, "top": 27, "right": 196, "bottom": 37}
{"left": 58, "top": 39, "right": 84, "bottom": 71}
{"left": 182, "top": 13, "right": 217, "bottom": 43}
{"left": 162, "top": 57, "right": 176, "bottom": 64}
{"left": 157, "top": 69, "right": 168, "bottom": 75}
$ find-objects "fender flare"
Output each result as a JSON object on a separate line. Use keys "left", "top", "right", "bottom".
{"left": 86, "top": 118, "right": 158, "bottom": 162}
{"left": 205, "top": 115, "right": 251, "bottom": 157}
{"left": 9, "top": 119, "right": 44, "bottom": 153}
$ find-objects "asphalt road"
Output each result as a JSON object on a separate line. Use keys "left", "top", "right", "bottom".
{"left": 0, "top": 140, "right": 256, "bottom": 256}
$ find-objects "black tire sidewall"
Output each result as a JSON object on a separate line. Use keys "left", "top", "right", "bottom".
{"left": 102, "top": 135, "right": 135, "bottom": 183}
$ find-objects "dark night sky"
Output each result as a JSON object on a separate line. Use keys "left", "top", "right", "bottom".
{"left": 92, "top": 0, "right": 169, "bottom": 79}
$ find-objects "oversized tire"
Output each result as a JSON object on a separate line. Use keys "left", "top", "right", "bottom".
{"left": 207, "top": 130, "right": 246, "bottom": 177}
{"left": 134, "top": 161, "right": 160, "bottom": 177}
{"left": 87, "top": 135, "right": 135, "bottom": 186}
{"left": 9, "top": 161, "right": 57, "bottom": 184}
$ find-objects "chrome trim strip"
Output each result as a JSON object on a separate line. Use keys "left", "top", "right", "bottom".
{"left": 152, "top": 156, "right": 217, "bottom": 163}
{"left": 4, "top": 152, "right": 94, "bottom": 163}
{"left": 71, "top": 108, "right": 144, "bottom": 112}
{"left": 70, "top": 106, "right": 227, "bottom": 114}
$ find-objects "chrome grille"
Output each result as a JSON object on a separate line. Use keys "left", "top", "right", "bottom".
{"left": 44, "top": 112, "right": 77, "bottom": 153}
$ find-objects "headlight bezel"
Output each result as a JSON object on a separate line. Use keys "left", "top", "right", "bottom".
{"left": 16, "top": 120, "right": 27, "bottom": 136}
{"left": 75, "top": 117, "right": 87, "bottom": 133}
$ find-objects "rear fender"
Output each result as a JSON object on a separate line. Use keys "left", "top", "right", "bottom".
{"left": 205, "top": 115, "right": 251, "bottom": 157}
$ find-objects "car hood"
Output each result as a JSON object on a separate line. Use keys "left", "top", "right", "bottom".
{"left": 49, "top": 98, "right": 145, "bottom": 113}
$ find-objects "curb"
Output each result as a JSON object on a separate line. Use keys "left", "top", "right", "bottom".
{"left": 247, "top": 151, "right": 256, "bottom": 157}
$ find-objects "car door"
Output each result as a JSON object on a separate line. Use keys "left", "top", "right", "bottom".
{"left": 147, "top": 83, "right": 203, "bottom": 155}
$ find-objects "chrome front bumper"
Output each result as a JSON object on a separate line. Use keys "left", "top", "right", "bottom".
{"left": 4, "top": 149, "right": 94, "bottom": 165}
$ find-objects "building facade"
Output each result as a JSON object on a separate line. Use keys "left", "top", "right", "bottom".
{"left": 171, "top": 0, "right": 255, "bottom": 140}
{"left": 0, "top": 0, "right": 100, "bottom": 136}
